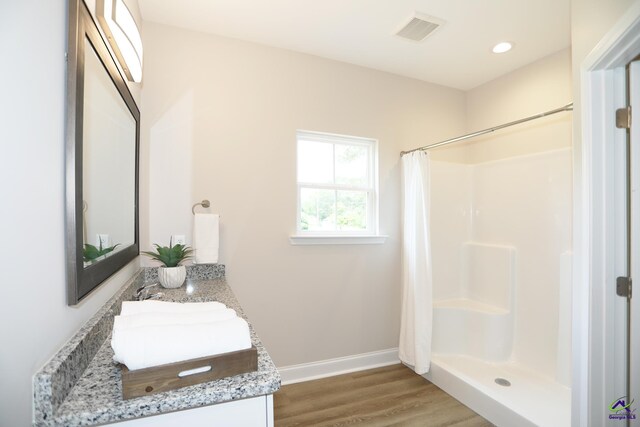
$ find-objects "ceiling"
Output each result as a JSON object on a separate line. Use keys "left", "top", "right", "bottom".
{"left": 138, "top": 0, "right": 571, "bottom": 91}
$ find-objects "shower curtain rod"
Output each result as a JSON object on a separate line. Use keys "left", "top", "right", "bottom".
{"left": 400, "top": 102, "right": 573, "bottom": 156}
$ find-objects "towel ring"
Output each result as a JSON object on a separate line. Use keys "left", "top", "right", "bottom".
{"left": 192, "top": 200, "right": 211, "bottom": 215}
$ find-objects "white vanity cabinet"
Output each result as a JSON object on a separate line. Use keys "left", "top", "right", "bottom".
{"left": 110, "top": 395, "right": 274, "bottom": 426}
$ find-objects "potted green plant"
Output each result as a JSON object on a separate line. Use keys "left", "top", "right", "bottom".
{"left": 142, "top": 239, "right": 193, "bottom": 288}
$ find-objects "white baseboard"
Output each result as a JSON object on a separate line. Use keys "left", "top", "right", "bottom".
{"left": 277, "top": 348, "right": 399, "bottom": 385}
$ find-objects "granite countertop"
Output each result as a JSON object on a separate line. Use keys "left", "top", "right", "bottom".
{"left": 33, "top": 267, "right": 281, "bottom": 426}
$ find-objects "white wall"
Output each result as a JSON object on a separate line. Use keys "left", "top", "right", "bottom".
{"left": 465, "top": 49, "right": 573, "bottom": 163}
{"left": 0, "top": 1, "right": 141, "bottom": 426}
{"left": 140, "top": 22, "right": 467, "bottom": 367}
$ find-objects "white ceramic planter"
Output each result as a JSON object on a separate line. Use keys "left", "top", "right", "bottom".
{"left": 157, "top": 265, "right": 186, "bottom": 289}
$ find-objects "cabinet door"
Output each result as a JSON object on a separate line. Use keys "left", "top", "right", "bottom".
{"left": 110, "top": 395, "right": 272, "bottom": 427}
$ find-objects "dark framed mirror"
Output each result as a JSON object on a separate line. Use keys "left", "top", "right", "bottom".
{"left": 66, "top": 0, "right": 140, "bottom": 305}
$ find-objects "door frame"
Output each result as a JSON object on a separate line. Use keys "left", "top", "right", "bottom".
{"left": 575, "top": 3, "right": 640, "bottom": 426}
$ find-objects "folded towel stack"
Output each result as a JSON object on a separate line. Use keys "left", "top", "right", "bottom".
{"left": 120, "top": 300, "right": 227, "bottom": 315}
{"left": 112, "top": 301, "right": 252, "bottom": 371}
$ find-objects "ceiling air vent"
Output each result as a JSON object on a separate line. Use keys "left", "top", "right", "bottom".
{"left": 396, "top": 13, "right": 444, "bottom": 42}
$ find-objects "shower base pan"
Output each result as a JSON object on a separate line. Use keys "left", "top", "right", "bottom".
{"left": 425, "top": 354, "right": 570, "bottom": 427}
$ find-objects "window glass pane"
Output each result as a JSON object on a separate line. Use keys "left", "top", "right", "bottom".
{"left": 335, "top": 144, "right": 368, "bottom": 187}
{"left": 337, "top": 190, "right": 367, "bottom": 231}
{"left": 298, "top": 140, "right": 333, "bottom": 184}
{"left": 300, "top": 188, "right": 336, "bottom": 231}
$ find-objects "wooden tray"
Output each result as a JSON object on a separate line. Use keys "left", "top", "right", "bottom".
{"left": 120, "top": 346, "right": 258, "bottom": 399}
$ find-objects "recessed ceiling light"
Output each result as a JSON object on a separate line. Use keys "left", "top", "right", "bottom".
{"left": 492, "top": 42, "right": 513, "bottom": 54}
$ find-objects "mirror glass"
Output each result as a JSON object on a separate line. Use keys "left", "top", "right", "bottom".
{"left": 66, "top": 0, "right": 140, "bottom": 305}
{"left": 82, "top": 39, "right": 136, "bottom": 267}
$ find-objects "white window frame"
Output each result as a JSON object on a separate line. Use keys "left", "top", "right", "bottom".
{"left": 291, "top": 130, "right": 386, "bottom": 245}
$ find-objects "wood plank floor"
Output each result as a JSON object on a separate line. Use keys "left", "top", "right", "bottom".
{"left": 274, "top": 364, "right": 492, "bottom": 427}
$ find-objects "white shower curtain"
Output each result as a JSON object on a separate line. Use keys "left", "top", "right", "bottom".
{"left": 399, "top": 151, "right": 433, "bottom": 375}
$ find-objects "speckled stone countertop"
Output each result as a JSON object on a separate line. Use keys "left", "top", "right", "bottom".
{"left": 33, "top": 265, "right": 281, "bottom": 426}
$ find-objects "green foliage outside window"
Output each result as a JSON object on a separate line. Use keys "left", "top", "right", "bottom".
{"left": 301, "top": 189, "right": 367, "bottom": 231}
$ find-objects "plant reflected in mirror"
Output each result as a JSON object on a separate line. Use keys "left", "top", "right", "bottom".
{"left": 83, "top": 241, "right": 120, "bottom": 263}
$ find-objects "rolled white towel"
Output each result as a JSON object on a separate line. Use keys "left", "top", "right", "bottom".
{"left": 111, "top": 317, "right": 252, "bottom": 370}
{"left": 113, "top": 309, "right": 238, "bottom": 330}
{"left": 120, "top": 300, "right": 227, "bottom": 316}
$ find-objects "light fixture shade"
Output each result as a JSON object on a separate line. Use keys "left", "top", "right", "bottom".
{"left": 96, "top": 0, "right": 143, "bottom": 82}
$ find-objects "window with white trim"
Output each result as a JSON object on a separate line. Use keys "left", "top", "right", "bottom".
{"left": 295, "top": 130, "right": 378, "bottom": 237}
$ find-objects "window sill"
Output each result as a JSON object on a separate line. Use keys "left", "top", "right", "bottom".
{"left": 289, "top": 235, "right": 388, "bottom": 245}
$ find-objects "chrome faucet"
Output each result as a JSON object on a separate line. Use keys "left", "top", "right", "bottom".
{"left": 134, "top": 283, "right": 164, "bottom": 301}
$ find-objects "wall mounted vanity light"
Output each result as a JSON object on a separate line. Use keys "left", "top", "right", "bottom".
{"left": 96, "top": 0, "right": 143, "bottom": 82}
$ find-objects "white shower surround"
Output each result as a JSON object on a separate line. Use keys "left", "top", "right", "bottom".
{"left": 426, "top": 148, "right": 572, "bottom": 426}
